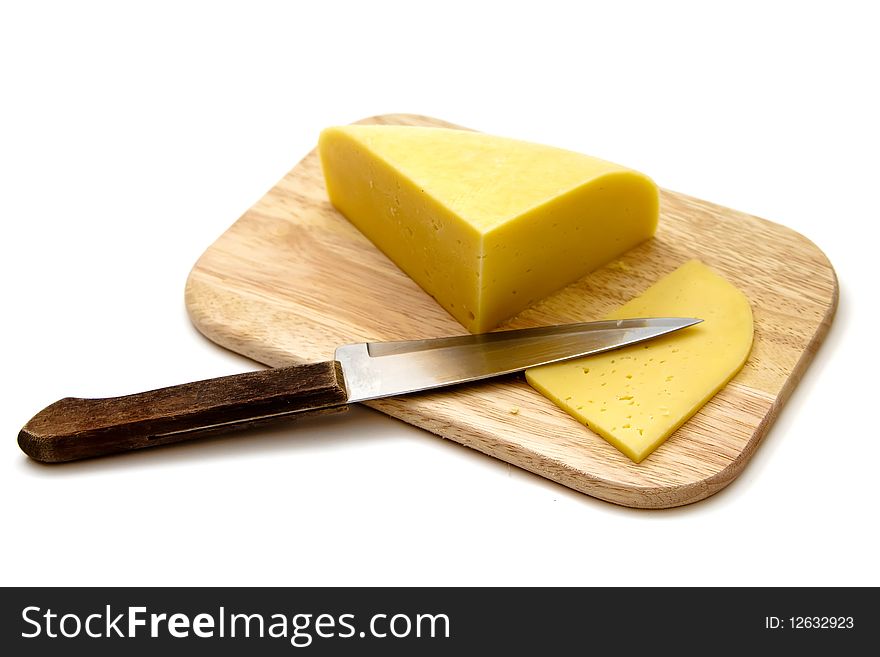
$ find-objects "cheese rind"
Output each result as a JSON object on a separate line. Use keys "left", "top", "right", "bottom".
{"left": 525, "top": 260, "right": 754, "bottom": 463}
{"left": 318, "top": 125, "right": 659, "bottom": 332}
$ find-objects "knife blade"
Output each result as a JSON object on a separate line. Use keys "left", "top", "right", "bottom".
{"left": 18, "top": 317, "right": 700, "bottom": 463}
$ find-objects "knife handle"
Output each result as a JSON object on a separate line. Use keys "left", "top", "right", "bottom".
{"left": 18, "top": 361, "right": 349, "bottom": 463}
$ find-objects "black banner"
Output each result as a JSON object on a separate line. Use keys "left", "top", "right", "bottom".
{"left": 1, "top": 587, "right": 872, "bottom": 654}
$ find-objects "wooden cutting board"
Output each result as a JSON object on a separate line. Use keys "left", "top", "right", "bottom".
{"left": 185, "top": 113, "right": 837, "bottom": 508}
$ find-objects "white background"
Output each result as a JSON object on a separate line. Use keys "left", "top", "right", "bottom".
{"left": 2, "top": 0, "right": 877, "bottom": 587}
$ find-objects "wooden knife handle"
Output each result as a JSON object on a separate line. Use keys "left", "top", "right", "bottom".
{"left": 18, "top": 361, "right": 349, "bottom": 463}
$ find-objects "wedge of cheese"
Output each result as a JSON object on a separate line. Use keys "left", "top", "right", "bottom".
{"left": 318, "top": 125, "right": 659, "bottom": 333}
{"left": 525, "top": 260, "right": 753, "bottom": 463}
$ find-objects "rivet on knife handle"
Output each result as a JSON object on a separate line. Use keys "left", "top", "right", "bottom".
{"left": 18, "top": 361, "right": 349, "bottom": 463}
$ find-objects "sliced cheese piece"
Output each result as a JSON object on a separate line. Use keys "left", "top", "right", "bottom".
{"left": 318, "top": 125, "right": 659, "bottom": 333}
{"left": 525, "top": 260, "right": 753, "bottom": 463}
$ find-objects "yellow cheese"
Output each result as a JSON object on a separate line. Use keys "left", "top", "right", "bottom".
{"left": 318, "top": 125, "right": 659, "bottom": 333}
{"left": 525, "top": 260, "right": 753, "bottom": 463}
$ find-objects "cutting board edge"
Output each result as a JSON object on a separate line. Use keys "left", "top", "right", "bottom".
{"left": 361, "top": 394, "right": 747, "bottom": 509}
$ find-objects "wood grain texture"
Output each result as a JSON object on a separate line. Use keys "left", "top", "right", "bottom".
{"left": 19, "top": 361, "right": 348, "bottom": 463}
{"left": 185, "top": 114, "right": 838, "bottom": 508}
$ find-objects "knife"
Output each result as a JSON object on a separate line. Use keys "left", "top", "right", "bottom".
{"left": 18, "top": 317, "right": 700, "bottom": 463}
